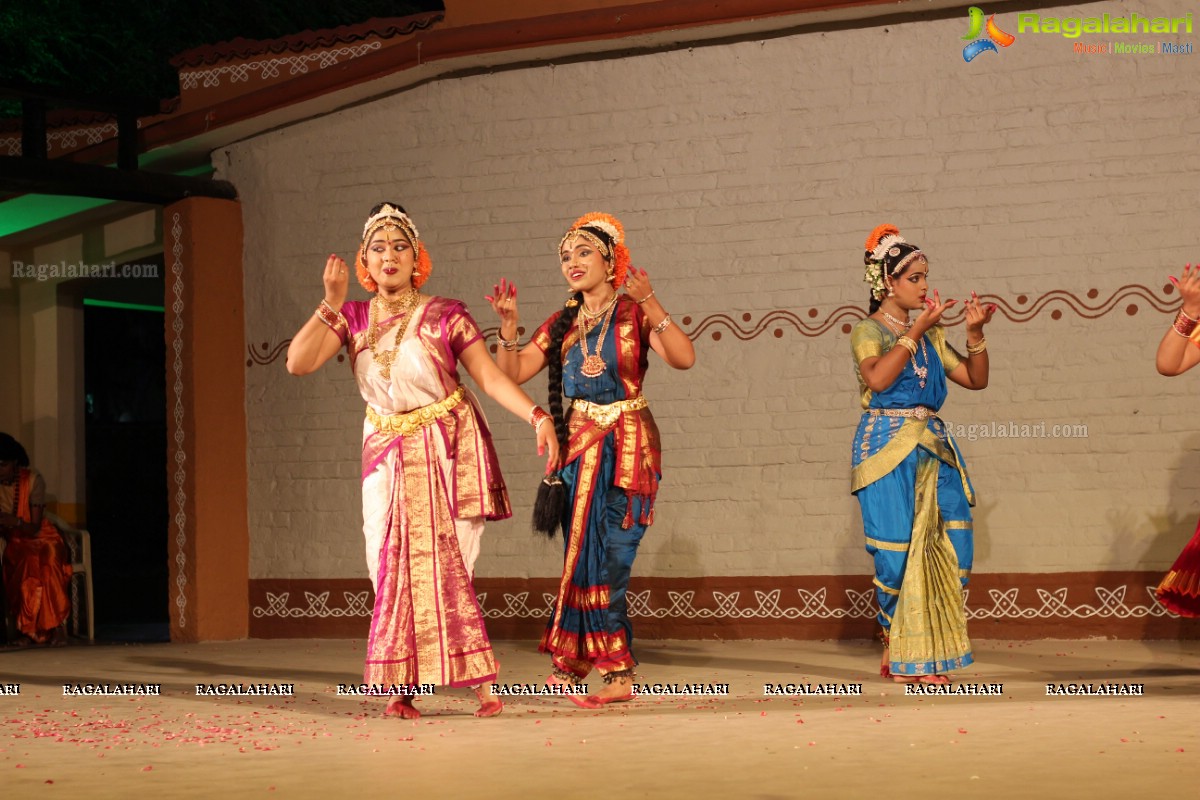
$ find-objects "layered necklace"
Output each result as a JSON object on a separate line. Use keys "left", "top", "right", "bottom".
{"left": 368, "top": 289, "right": 421, "bottom": 381}
{"left": 577, "top": 293, "right": 619, "bottom": 378}
{"left": 880, "top": 310, "right": 929, "bottom": 389}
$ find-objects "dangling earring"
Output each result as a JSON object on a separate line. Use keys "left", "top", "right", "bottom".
{"left": 885, "top": 280, "right": 894, "bottom": 297}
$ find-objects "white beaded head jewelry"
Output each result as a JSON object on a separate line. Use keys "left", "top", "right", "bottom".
{"left": 356, "top": 202, "right": 433, "bottom": 291}
{"left": 363, "top": 203, "right": 420, "bottom": 247}
{"left": 864, "top": 224, "right": 928, "bottom": 301}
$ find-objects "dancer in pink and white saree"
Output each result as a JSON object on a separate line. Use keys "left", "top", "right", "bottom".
{"left": 287, "top": 202, "right": 558, "bottom": 718}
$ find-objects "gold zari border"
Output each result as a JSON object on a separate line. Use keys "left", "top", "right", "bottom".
{"left": 866, "top": 537, "right": 910, "bottom": 552}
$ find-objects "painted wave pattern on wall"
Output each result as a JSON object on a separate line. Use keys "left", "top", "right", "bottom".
{"left": 247, "top": 284, "right": 1177, "bottom": 365}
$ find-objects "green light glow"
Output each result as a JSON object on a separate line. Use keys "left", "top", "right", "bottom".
{"left": 0, "top": 194, "right": 113, "bottom": 238}
{"left": 82, "top": 298, "right": 164, "bottom": 313}
{"left": 0, "top": 164, "right": 216, "bottom": 239}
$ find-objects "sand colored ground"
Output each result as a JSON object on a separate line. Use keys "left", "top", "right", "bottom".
{"left": 1, "top": 638, "right": 1196, "bottom": 798}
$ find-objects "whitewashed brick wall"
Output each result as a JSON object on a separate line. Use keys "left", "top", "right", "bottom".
{"left": 224, "top": 0, "right": 1200, "bottom": 581}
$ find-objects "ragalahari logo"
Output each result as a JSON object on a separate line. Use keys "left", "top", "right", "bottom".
{"left": 962, "top": 7, "right": 1016, "bottom": 61}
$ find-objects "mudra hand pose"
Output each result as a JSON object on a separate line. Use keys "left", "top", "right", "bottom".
{"left": 486, "top": 212, "right": 694, "bottom": 706}
{"left": 1152, "top": 262, "right": 1200, "bottom": 616}
{"left": 850, "top": 224, "right": 994, "bottom": 684}
{"left": 287, "top": 202, "right": 558, "bottom": 718}
{"left": 0, "top": 433, "right": 72, "bottom": 646}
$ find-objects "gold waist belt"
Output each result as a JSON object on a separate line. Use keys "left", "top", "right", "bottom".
{"left": 866, "top": 406, "right": 936, "bottom": 420}
{"left": 367, "top": 386, "right": 465, "bottom": 435}
{"left": 571, "top": 395, "right": 648, "bottom": 428}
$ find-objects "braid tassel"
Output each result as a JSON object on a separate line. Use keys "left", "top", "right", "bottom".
{"left": 532, "top": 294, "right": 582, "bottom": 537}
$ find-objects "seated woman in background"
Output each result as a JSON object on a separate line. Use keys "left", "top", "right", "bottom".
{"left": 0, "top": 433, "right": 72, "bottom": 645}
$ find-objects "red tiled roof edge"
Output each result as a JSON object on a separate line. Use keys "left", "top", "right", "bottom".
{"left": 170, "top": 10, "right": 444, "bottom": 68}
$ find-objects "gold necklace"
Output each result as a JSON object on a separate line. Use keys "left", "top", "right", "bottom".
{"left": 578, "top": 293, "right": 618, "bottom": 329}
{"left": 578, "top": 299, "right": 617, "bottom": 378}
{"left": 368, "top": 290, "right": 420, "bottom": 380}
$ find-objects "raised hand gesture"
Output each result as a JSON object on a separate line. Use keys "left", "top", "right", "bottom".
{"left": 623, "top": 267, "right": 655, "bottom": 303}
{"left": 484, "top": 278, "right": 520, "bottom": 330}
{"left": 323, "top": 254, "right": 350, "bottom": 308}
{"left": 1169, "top": 264, "right": 1200, "bottom": 318}
{"left": 912, "top": 290, "right": 956, "bottom": 334}
{"left": 962, "top": 291, "right": 997, "bottom": 334}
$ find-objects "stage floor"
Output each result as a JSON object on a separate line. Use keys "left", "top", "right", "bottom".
{"left": 1, "top": 638, "right": 1196, "bottom": 798}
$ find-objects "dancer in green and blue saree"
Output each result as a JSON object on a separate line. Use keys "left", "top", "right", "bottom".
{"left": 851, "top": 224, "right": 995, "bottom": 685}
{"left": 487, "top": 212, "right": 695, "bottom": 707}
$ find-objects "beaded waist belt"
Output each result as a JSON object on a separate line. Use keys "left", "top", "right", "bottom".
{"left": 571, "top": 395, "right": 648, "bottom": 428}
{"left": 866, "top": 406, "right": 936, "bottom": 420}
{"left": 367, "top": 386, "right": 466, "bottom": 435}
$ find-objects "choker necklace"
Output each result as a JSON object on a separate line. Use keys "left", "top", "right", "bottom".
{"left": 578, "top": 299, "right": 617, "bottom": 378}
{"left": 368, "top": 290, "right": 421, "bottom": 380}
{"left": 377, "top": 289, "right": 420, "bottom": 317}
{"left": 578, "top": 293, "right": 618, "bottom": 327}
{"left": 880, "top": 310, "right": 911, "bottom": 332}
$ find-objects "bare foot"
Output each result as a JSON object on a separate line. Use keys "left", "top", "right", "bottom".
{"left": 585, "top": 674, "right": 634, "bottom": 706}
{"left": 384, "top": 696, "right": 421, "bottom": 719}
{"left": 547, "top": 673, "right": 601, "bottom": 709}
{"left": 891, "top": 674, "right": 951, "bottom": 685}
{"left": 473, "top": 682, "right": 503, "bottom": 718}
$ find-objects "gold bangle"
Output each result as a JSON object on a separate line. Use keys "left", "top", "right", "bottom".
{"left": 652, "top": 313, "right": 673, "bottom": 335}
{"left": 496, "top": 333, "right": 519, "bottom": 351}
{"left": 895, "top": 336, "right": 918, "bottom": 356}
{"left": 965, "top": 338, "right": 988, "bottom": 355}
{"left": 635, "top": 290, "right": 655, "bottom": 305}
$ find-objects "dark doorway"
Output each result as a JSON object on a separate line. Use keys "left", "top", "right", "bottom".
{"left": 76, "top": 254, "right": 169, "bottom": 642}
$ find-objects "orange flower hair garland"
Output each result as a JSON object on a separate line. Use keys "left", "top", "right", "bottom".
{"left": 356, "top": 205, "right": 433, "bottom": 292}
{"left": 563, "top": 212, "right": 631, "bottom": 289}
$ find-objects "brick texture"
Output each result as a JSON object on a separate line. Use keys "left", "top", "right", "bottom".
{"left": 225, "top": 1, "right": 1200, "bottom": 587}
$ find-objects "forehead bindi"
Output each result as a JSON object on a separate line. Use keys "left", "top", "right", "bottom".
{"left": 561, "top": 242, "right": 594, "bottom": 259}
{"left": 369, "top": 228, "right": 410, "bottom": 247}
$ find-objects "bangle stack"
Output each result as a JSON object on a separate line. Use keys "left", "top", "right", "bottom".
{"left": 1172, "top": 309, "right": 1199, "bottom": 338}
{"left": 315, "top": 299, "right": 350, "bottom": 341}
{"left": 529, "top": 406, "right": 552, "bottom": 432}
{"left": 895, "top": 336, "right": 918, "bottom": 357}
{"left": 965, "top": 337, "right": 988, "bottom": 355}
{"left": 497, "top": 332, "right": 520, "bottom": 351}
{"left": 652, "top": 313, "right": 673, "bottom": 335}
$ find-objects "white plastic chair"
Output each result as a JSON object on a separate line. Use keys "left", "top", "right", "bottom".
{"left": 46, "top": 512, "right": 95, "bottom": 642}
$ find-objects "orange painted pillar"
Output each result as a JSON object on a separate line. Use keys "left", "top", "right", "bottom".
{"left": 163, "top": 197, "right": 249, "bottom": 642}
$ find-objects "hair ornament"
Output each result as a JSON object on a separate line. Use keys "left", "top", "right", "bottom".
{"left": 362, "top": 203, "right": 420, "bottom": 241}
{"left": 865, "top": 223, "right": 900, "bottom": 253}
{"left": 356, "top": 204, "right": 433, "bottom": 292}
{"left": 560, "top": 212, "right": 632, "bottom": 288}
